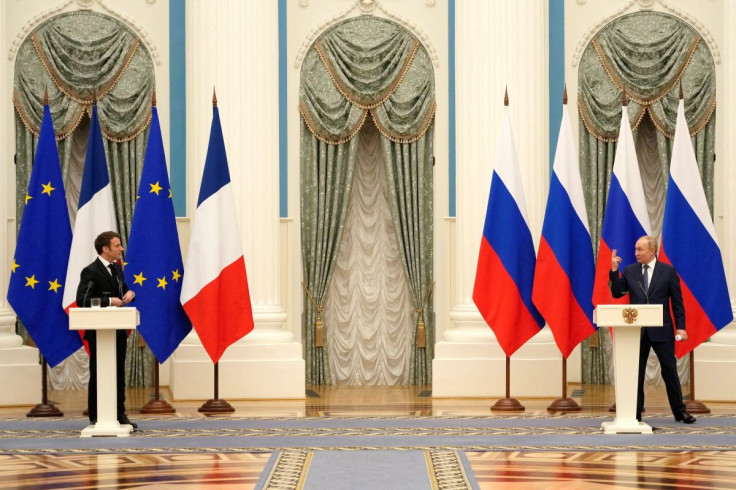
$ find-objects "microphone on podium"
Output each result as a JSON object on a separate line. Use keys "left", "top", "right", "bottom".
{"left": 637, "top": 281, "right": 650, "bottom": 304}
{"left": 82, "top": 280, "right": 94, "bottom": 307}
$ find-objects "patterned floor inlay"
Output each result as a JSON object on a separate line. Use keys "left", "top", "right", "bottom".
{"left": 0, "top": 452, "right": 271, "bottom": 489}
{"left": 2, "top": 385, "right": 735, "bottom": 488}
{"left": 465, "top": 450, "right": 736, "bottom": 489}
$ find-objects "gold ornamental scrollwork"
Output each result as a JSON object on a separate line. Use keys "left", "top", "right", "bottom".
{"left": 622, "top": 307, "right": 639, "bottom": 325}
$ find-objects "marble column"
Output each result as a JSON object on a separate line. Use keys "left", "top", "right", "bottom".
{"left": 693, "top": 0, "right": 736, "bottom": 401}
{"left": 171, "top": 0, "right": 304, "bottom": 400}
{"left": 433, "top": 0, "right": 560, "bottom": 397}
{"left": 0, "top": 2, "right": 42, "bottom": 406}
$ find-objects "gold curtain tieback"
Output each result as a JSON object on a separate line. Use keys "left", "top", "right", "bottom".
{"left": 414, "top": 282, "right": 435, "bottom": 348}
{"left": 302, "top": 282, "right": 325, "bottom": 348}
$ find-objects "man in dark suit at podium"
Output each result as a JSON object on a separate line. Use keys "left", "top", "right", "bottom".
{"left": 76, "top": 231, "right": 137, "bottom": 428}
{"left": 609, "top": 235, "right": 696, "bottom": 424}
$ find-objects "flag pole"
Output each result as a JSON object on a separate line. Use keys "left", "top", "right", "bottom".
{"left": 673, "top": 82, "right": 710, "bottom": 416}
{"left": 684, "top": 350, "right": 710, "bottom": 414}
{"left": 544, "top": 86, "right": 581, "bottom": 413}
{"left": 607, "top": 87, "right": 631, "bottom": 415}
{"left": 23, "top": 88, "right": 65, "bottom": 419}
{"left": 136, "top": 91, "right": 175, "bottom": 415}
{"left": 491, "top": 356, "right": 525, "bottom": 412}
{"left": 27, "top": 357, "right": 63, "bottom": 417}
{"left": 199, "top": 362, "right": 234, "bottom": 413}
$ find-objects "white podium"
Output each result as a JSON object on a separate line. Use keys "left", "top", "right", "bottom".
{"left": 594, "top": 304, "right": 662, "bottom": 434}
{"left": 70, "top": 307, "right": 139, "bottom": 437}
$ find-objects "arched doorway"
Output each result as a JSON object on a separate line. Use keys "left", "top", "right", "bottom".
{"left": 13, "top": 9, "right": 156, "bottom": 390}
{"left": 577, "top": 11, "right": 716, "bottom": 385}
{"left": 299, "top": 16, "right": 436, "bottom": 386}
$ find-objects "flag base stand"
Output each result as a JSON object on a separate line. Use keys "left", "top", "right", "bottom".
{"left": 547, "top": 397, "right": 581, "bottom": 412}
{"left": 491, "top": 397, "right": 525, "bottom": 412}
{"left": 140, "top": 362, "right": 175, "bottom": 414}
{"left": 27, "top": 358, "right": 63, "bottom": 417}
{"left": 198, "top": 398, "right": 234, "bottom": 413}
{"left": 547, "top": 358, "right": 581, "bottom": 412}
{"left": 198, "top": 363, "right": 234, "bottom": 413}
{"left": 27, "top": 403, "right": 63, "bottom": 417}
{"left": 141, "top": 398, "right": 176, "bottom": 414}
{"left": 685, "top": 352, "right": 710, "bottom": 414}
{"left": 685, "top": 399, "right": 710, "bottom": 414}
{"left": 491, "top": 357, "right": 525, "bottom": 412}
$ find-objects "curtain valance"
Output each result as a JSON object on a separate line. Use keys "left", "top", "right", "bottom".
{"left": 299, "top": 17, "right": 435, "bottom": 144}
{"left": 578, "top": 12, "right": 715, "bottom": 141}
{"left": 13, "top": 10, "right": 154, "bottom": 142}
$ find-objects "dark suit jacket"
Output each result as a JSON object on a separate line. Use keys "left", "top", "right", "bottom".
{"left": 609, "top": 260, "right": 685, "bottom": 342}
{"left": 75, "top": 258, "right": 130, "bottom": 309}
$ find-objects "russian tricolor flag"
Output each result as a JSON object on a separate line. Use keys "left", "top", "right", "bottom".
{"left": 661, "top": 97, "right": 733, "bottom": 358}
{"left": 532, "top": 100, "right": 595, "bottom": 358}
{"left": 62, "top": 104, "right": 118, "bottom": 312}
{"left": 473, "top": 103, "right": 544, "bottom": 357}
{"left": 592, "top": 104, "right": 651, "bottom": 308}
{"left": 180, "top": 100, "right": 254, "bottom": 363}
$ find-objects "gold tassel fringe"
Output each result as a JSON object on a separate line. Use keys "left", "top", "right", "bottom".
{"left": 315, "top": 311, "right": 324, "bottom": 348}
{"left": 416, "top": 312, "right": 426, "bottom": 348}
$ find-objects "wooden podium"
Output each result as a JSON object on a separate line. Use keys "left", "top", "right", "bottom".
{"left": 594, "top": 304, "right": 662, "bottom": 434}
{"left": 70, "top": 307, "right": 140, "bottom": 437}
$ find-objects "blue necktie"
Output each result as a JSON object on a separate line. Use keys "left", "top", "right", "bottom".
{"left": 642, "top": 264, "right": 649, "bottom": 292}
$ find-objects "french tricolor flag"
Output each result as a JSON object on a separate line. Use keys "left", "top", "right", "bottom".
{"left": 473, "top": 101, "right": 544, "bottom": 357}
{"left": 661, "top": 97, "right": 733, "bottom": 358}
{"left": 62, "top": 104, "right": 118, "bottom": 312}
{"left": 592, "top": 103, "right": 651, "bottom": 308}
{"left": 180, "top": 100, "right": 254, "bottom": 364}
{"left": 532, "top": 99, "right": 595, "bottom": 358}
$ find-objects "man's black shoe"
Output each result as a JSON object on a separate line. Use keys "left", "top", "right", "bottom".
{"left": 118, "top": 415, "right": 138, "bottom": 429}
{"left": 90, "top": 418, "right": 97, "bottom": 425}
{"left": 675, "top": 411, "right": 696, "bottom": 424}
{"left": 636, "top": 412, "right": 642, "bottom": 422}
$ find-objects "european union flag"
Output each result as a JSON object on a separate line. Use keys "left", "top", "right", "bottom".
{"left": 7, "top": 104, "right": 83, "bottom": 367}
{"left": 125, "top": 105, "right": 191, "bottom": 362}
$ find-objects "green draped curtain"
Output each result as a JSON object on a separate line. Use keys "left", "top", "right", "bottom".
{"left": 300, "top": 16, "right": 435, "bottom": 385}
{"left": 578, "top": 11, "right": 716, "bottom": 383}
{"left": 13, "top": 10, "right": 155, "bottom": 387}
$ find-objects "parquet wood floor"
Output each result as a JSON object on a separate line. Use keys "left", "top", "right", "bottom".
{"left": 1, "top": 383, "right": 735, "bottom": 489}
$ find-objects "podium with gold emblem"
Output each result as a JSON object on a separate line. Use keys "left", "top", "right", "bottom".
{"left": 594, "top": 304, "right": 663, "bottom": 434}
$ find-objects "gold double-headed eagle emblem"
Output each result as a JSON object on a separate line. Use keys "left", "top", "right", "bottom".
{"left": 622, "top": 307, "right": 638, "bottom": 324}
